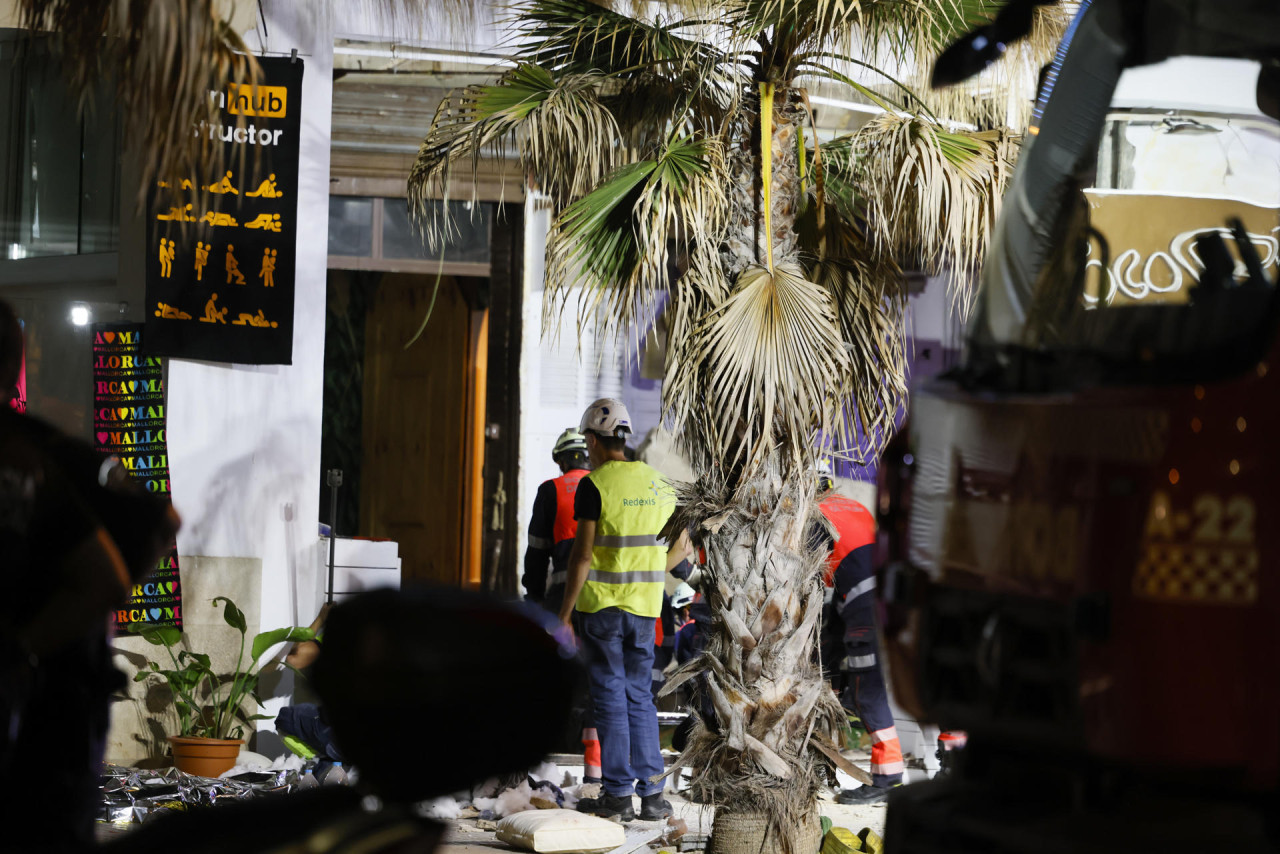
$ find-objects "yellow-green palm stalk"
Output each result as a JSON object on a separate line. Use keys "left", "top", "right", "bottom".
{"left": 411, "top": 0, "right": 1065, "bottom": 846}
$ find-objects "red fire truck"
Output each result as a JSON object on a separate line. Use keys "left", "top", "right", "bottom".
{"left": 878, "top": 2, "right": 1279, "bottom": 850}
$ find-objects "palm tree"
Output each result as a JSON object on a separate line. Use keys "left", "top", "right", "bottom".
{"left": 412, "top": 0, "right": 1063, "bottom": 845}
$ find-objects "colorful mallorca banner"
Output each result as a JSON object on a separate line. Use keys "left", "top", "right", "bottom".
{"left": 143, "top": 55, "right": 304, "bottom": 364}
{"left": 92, "top": 323, "right": 182, "bottom": 633}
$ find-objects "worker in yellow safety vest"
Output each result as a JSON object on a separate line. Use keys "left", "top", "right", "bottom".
{"left": 558, "top": 398, "right": 688, "bottom": 824}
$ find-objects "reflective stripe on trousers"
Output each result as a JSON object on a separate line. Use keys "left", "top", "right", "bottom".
{"left": 869, "top": 726, "right": 904, "bottom": 777}
{"left": 841, "top": 575, "right": 876, "bottom": 609}
{"left": 844, "top": 653, "right": 876, "bottom": 670}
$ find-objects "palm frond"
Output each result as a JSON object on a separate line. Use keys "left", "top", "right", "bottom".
{"left": 722, "top": 0, "right": 867, "bottom": 51}
{"left": 853, "top": 112, "right": 1015, "bottom": 314}
{"left": 858, "top": 1, "right": 1073, "bottom": 129}
{"left": 515, "top": 0, "right": 726, "bottom": 79}
{"left": 856, "top": 0, "right": 999, "bottom": 60}
{"left": 408, "top": 64, "right": 619, "bottom": 250}
{"left": 544, "top": 134, "right": 727, "bottom": 336}
{"left": 675, "top": 263, "right": 853, "bottom": 476}
{"left": 17, "top": 0, "right": 259, "bottom": 205}
{"left": 792, "top": 197, "right": 908, "bottom": 462}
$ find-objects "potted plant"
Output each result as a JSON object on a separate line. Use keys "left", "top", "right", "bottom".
{"left": 130, "top": 596, "right": 315, "bottom": 777}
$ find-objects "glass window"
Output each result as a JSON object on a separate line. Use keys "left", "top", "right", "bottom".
{"left": 0, "top": 33, "right": 120, "bottom": 259}
{"left": 327, "top": 196, "right": 373, "bottom": 257}
{"left": 381, "top": 197, "right": 492, "bottom": 263}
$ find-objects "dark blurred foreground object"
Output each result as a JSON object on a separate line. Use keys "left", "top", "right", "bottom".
{"left": 0, "top": 300, "right": 180, "bottom": 854}
{"left": 311, "top": 585, "right": 580, "bottom": 803}
{"left": 932, "top": 0, "right": 1057, "bottom": 88}
{"left": 885, "top": 2, "right": 1280, "bottom": 852}
{"left": 109, "top": 586, "right": 581, "bottom": 853}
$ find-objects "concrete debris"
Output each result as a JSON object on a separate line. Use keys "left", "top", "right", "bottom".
{"left": 658, "top": 817, "right": 688, "bottom": 846}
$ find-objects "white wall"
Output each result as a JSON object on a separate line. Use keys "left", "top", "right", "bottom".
{"left": 163, "top": 3, "right": 333, "bottom": 739}
{"left": 516, "top": 194, "right": 655, "bottom": 596}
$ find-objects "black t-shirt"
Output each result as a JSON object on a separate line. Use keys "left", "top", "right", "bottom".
{"left": 573, "top": 476, "right": 602, "bottom": 522}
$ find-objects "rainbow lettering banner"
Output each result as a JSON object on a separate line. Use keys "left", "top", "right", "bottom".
{"left": 92, "top": 323, "right": 182, "bottom": 633}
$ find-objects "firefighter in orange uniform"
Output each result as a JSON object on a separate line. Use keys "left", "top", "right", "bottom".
{"left": 522, "top": 429, "right": 600, "bottom": 784}
{"left": 815, "top": 463, "right": 904, "bottom": 804}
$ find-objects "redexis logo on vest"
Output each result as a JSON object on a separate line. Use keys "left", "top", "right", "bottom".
{"left": 623, "top": 497, "right": 657, "bottom": 507}
{"left": 225, "top": 83, "right": 288, "bottom": 118}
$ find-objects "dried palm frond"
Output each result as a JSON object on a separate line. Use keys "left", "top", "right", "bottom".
{"left": 794, "top": 200, "right": 908, "bottom": 463}
{"left": 515, "top": 0, "right": 728, "bottom": 80}
{"left": 16, "top": 0, "right": 259, "bottom": 205}
{"left": 868, "top": 1, "right": 1074, "bottom": 130}
{"left": 544, "top": 134, "right": 727, "bottom": 338}
{"left": 854, "top": 112, "right": 1016, "bottom": 315}
{"left": 408, "top": 64, "right": 619, "bottom": 249}
{"left": 675, "top": 263, "right": 853, "bottom": 477}
{"left": 856, "top": 0, "right": 1000, "bottom": 60}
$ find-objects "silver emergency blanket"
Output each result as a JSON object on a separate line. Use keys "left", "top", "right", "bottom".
{"left": 99, "top": 764, "right": 305, "bottom": 824}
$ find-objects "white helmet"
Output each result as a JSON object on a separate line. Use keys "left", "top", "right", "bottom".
{"left": 579, "top": 398, "right": 633, "bottom": 438}
{"left": 671, "top": 582, "right": 696, "bottom": 609}
{"left": 552, "top": 428, "right": 587, "bottom": 458}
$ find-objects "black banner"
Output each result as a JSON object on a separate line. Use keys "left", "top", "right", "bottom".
{"left": 92, "top": 323, "right": 183, "bottom": 633}
{"left": 144, "top": 56, "right": 304, "bottom": 364}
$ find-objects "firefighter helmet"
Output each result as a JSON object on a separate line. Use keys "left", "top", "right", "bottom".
{"left": 552, "top": 429, "right": 587, "bottom": 459}
{"left": 579, "top": 398, "right": 633, "bottom": 438}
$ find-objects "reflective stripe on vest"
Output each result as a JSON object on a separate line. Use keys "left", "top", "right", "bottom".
{"left": 553, "top": 469, "right": 588, "bottom": 545}
{"left": 818, "top": 494, "right": 876, "bottom": 586}
{"left": 577, "top": 460, "right": 673, "bottom": 619}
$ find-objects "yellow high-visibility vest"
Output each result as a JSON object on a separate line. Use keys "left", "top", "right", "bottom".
{"left": 577, "top": 460, "right": 673, "bottom": 619}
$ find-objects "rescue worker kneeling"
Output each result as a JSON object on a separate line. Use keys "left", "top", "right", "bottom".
{"left": 558, "top": 399, "right": 687, "bottom": 823}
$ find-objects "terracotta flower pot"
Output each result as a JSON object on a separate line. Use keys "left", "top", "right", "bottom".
{"left": 168, "top": 736, "right": 244, "bottom": 778}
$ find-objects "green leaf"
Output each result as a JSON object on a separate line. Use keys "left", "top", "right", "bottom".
{"left": 213, "top": 597, "right": 247, "bottom": 634}
{"left": 127, "top": 623, "right": 182, "bottom": 648}
{"left": 546, "top": 135, "right": 724, "bottom": 333}
{"left": 177, "top": 650, "right": 213, "bottom": 672}
{"left": 133, "top": 670, "right": 152, "bottom": 682}
{"left": 250, "top": 627, "right": 315, "bottom": 663}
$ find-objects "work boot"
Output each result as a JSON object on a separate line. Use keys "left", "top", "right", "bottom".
{"left": 577, "top": 793, "right": 635, "bottom": 822}
{"left": 835, "top": 784, "right": 896, "bottom": 805}
{"left": 639, "top": 792, "right": 673, "bottom": 821}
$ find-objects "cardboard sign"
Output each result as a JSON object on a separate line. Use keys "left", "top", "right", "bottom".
{"left": 93, "top": 323, "right": 182, "bottom": 632}
{"left": 1083, "top": 191, "right": 1280, "bottom": 306}
{"left": 144, "top": 56, "right": 304, "bottom": 364}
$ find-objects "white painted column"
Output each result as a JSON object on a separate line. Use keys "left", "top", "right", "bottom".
{"left": 164, "top": 3, "right": 333, "bottom": 741}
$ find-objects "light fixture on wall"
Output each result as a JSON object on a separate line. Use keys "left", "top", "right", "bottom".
{"left": 69, "top": 304, "right": 90, "bottom": 326}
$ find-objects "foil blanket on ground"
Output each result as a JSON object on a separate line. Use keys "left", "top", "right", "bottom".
{"left": 99, "top": 764, "right": 302, "bottom": 824}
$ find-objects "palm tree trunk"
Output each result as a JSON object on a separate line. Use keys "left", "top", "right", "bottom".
{"left": 671, "top": 463, "right": 846, "bottom": 853}
{"left": 767, "top": 90, "right": 803, "bottom": 269}
{"left": 672, "top": 85, "right": 848, "bottom": 853}
{"left": 720, "top": 87, "right": 803, "bottom": 275}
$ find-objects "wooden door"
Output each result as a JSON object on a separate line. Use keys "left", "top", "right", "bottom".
{"left": 361, "top": 273, "right": 474, "bottom": 586}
